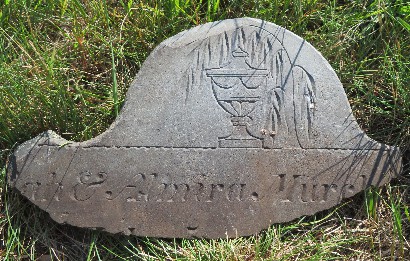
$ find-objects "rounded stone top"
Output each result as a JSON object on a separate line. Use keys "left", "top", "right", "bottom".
{"left": 81, "top": 17, "right": 379, "bottom": 150}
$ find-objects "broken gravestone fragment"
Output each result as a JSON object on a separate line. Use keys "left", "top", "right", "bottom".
{"left": 8, "top": 18, "right": 401, "bottom": 239}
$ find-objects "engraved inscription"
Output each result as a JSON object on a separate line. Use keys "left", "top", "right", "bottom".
{"left": 268, "top": 174, "right": 367, "bottom": 205}
{"left": 68, "top": 171, "right": 368, "bottom": 205}
{"left": 23, "top": 170, "right": 369, "bottom": 206}
{"left": 21, "top": 172, "right": 62, "bottom": 202}
{"left": 73, "top": 171, "right": 107, "bottom": 201}
{"left": 104, "top": 180, "right": 253, "bottom": 203}
{"left": 71, "top": 171, "right": 256, "bottom": 203}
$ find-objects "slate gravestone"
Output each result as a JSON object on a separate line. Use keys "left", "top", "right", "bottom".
{"left": 8, "top": 18, "right": 402, "bottom": 238}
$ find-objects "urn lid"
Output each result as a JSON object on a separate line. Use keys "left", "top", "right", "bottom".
{"left": 206, "top": 47, "right": 268, "bottom": 77}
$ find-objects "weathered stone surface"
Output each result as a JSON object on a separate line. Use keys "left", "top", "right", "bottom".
{"left": 8, "top": 18, "right": 401, "bottom": 238}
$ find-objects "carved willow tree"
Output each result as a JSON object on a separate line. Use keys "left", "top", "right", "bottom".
{"left": 186, "top": 28, "right": 316, "bottom": 148}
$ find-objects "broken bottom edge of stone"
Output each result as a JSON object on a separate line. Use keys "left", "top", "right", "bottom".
{"left": 7, "top": 131, "right": 402, "bottom": 239}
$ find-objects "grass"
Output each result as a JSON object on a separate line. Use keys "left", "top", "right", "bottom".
{"left": 0, "top": 0, "right": 409, "bottom": 260}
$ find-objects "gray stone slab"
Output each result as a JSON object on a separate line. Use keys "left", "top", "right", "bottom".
{"left": 8, "top": 18, "right": 402, "bottom": 238}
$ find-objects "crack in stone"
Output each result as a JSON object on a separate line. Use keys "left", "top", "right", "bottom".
{"left": 45, "top": 146, "right": 79, "bottom": 211}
